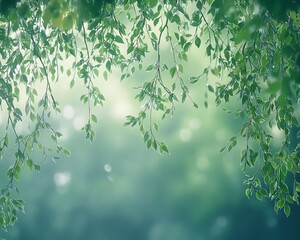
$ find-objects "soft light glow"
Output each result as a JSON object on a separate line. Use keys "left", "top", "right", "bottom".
{"left": 211, "top": 216, "right": 229, "bottom": 236}
{"left": 63, "top": 105, "right": 75, "bottom": 119}
{"left": 15, "top": 118, "right": 30, "bottom": 134}
{"left": 197, "top": 157, "right": 209, "bottom": 171}
{"left": 57, "top": 128, "right": 69, "bottom": 141}
{"left": 54, "top": 172, "right": 71, "bottom": 187}
{"left": 179, "top": 128, "right": 192, "bottom": 142}
{"left": 215, "top": 130, "right": 226, "bottom": 142}
{"left": 107, "top": 176, "right": 114, "bottom": 182}
{"left": 188, "top": 118, "right": 201, "bottom": 129}
{"left": 216, "top": 216, "right": 228, "bottom": 228}
{"left": 104, "top": 164, "right": 112, "bottom": 173}
{"left": 271, "top": 126, "right": 283, "bottom": 138}
{"left": 267, "top": 217, "right": 277, "bottom": 228}
{"left": 73, "top": 117, "right": 85, "bottom": 130}
{"left": 113, "top": 102, "right": 131, "bottom": 119}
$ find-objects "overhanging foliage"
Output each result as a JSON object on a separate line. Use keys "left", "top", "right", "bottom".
{"left": 0, "top": 0, "right": 299, "bottom": 230}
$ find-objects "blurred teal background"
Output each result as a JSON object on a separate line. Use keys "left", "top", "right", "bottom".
{"left": 2, "top": 82, "right": 300, "bottom": 239}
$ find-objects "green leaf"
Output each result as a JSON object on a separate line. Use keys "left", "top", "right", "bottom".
{"left": 152, "top": 141, "right": 158, "bottom": 150}
{"left": 144, "top": 132, "right": 149, "bottom": 142}
{"left": 245, "top": 188, "right": 251, "bottom": 198}
{"left": 56, "top": 131, "right": 63, "bottom": 137}
{"left": 91, "top": 114, "right": 97, "bottom": 123}
{"left": 234, "top": 26, "right": 251, "bottom": 44}
{"left": 159, "top": 142, "right": 169, "bottom": 154}
{"left": 284, "top": 204, "right": 290, "bottom": 217}
{"left": 127, "top": 45, "right": 134, "bottom": 54}
{"left": 183, "top": 42, "right": 192, "bottom": 52}
{"left": 106, "top": 61, "right": 111, "bottom": 71}
{"left": 195, "top": 36, "right": 201, "bottom": 48}
{"left": 34, "top": 164, "right": 41, "bottom": 172}
{"left": 204, "top": 101, "right": 208, "bottom": 108}
{"left": 169, "top": 0, "right": 177, "bottom": 6}
{"left": 153, "top": 123, "right": 159, "bottom": 132}
{"left": 149, "top": 0, "right": 158, "bottom": 8}
{"left": 172, "top": 15, "right": 180, "bottom": 24}
{"left": 196, "top": 1, "right": 202, "bottom": 9}
{"left": 63, "top": 149, "right": 71, "bottom": 157}
{"left": 146, "top": 64, "right": 154, "bottom": 71}
{"left": 255, "top": 191, "right": 263, "bottom": 201}
{"left": 93, "top": 68, "right": 99, "bottom": 76}
{"left": 295, "top": 183, "right": 300, "bottom": 192}
{"left": 146, "top": 139, "right": 152, "bottom": 149}
{"left": 115, "top": 35, "right": 124, "bottom": 44}
{"left": 70, "top": 79, "right": 75, "bottom": 88}
{"left": 178, "top": 64, "right": 183, "bottom": 73}
{"left": 182, "top": 92, "right": 186, "bottom": 103}
{"left": 206, "top": 44, "right": 212, "bottom": 56}
{"left": 103, "top": 71, "right": 108, "bottom": 81}
{"left": 207, "top": 85, "right": 214, "bottom": 93}
{"left": 277, "top": 199, "right": 285, "bottom": 209}
{"left": 26, "top": 159, "right": 33, "bottom": 170}
{"left": 170, "top": 67, "right": 176, "bottom": 78}
{"left": 190, "top": 77, "right": 199, "bottom": 84}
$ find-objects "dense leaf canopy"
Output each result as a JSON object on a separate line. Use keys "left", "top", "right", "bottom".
{"left": 0, "top": 0, "right": 299, "bottom": 230}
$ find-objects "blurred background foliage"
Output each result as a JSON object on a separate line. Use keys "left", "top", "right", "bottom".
{"left": 1, "top": 69, "right": 299, "bottom": 239}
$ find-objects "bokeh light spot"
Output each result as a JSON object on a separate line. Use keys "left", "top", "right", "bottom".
{"left": 179, "top": 128, "right": 192, "bottom": 142}
{"left": 63, "top": 105, "right": 75, "bottom": 119}
{"left": 54, "top": 172, "right": 71, "bottom": 187}
{"left": 113, "top": 102, "right": 131, "bottom": 119}
{"left": 73, "top": 117, "right": 85, "bottom": 131}
{"left": 188, "top": 118, "right": 201, "bottom": 129}
{"left": 104, "top": 164, "right": 112, "bottom": 173}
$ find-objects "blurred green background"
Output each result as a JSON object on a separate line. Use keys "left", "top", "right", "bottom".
{"left": 1, "top": 33, "right": 299, "bottom": 240}
{"left": 1, "top": 79, "right": 299, "bottom": 240}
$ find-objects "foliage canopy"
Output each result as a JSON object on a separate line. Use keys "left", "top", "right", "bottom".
{"left": 0, "top": 0, "right": 299, "bottom": 230}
